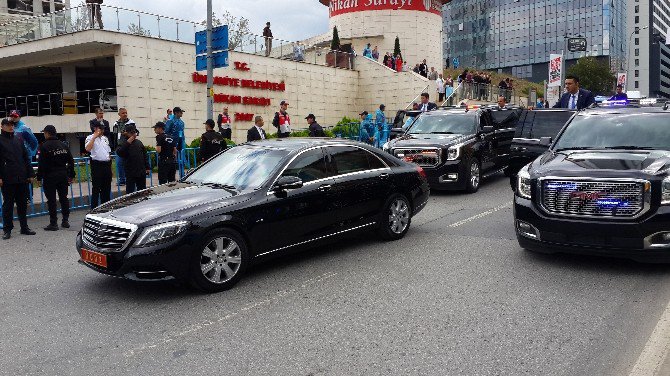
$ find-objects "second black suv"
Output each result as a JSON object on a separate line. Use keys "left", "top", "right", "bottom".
{"left": 383, "top": 107, "right": 517, "bottom": 192}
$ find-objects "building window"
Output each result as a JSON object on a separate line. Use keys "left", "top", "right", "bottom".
{"left": 635, "top": 16, "right": 639, "bottom": 23}
{"left": 635, "top": 70, "right": 639, "bottom": 77}
{"left": 635, "top": 48, "right": 640, "bottom": 56}
{"left": 635, "top": 81, "right": 639, "bottom": 88}
{"left": 635, "top": 59, "right": 640, "bottom": 66}
{"left": 635, "top": 38, "right": 639, "bottom": 45}
{"left": 635, "top": 5, "right": 639, "bottom": 12}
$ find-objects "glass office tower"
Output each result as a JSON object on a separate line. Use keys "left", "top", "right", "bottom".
{"left": 443, "top": 0, "right": 627, "bottom": 82}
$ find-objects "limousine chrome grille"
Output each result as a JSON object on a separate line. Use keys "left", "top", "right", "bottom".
{"left": 541, "top": 179, "right": 647, "bottom": 218}
{"left": 82, "top": 215, "right": 137, "bottom": 252}
{"left": 393, "top": 148, "right": 441, "bottom": 167}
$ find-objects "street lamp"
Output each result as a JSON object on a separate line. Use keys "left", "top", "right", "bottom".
{"left": 626, "top": 26, "right": 649, "bottom": 92}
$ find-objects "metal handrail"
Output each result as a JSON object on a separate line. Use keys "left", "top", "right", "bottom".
{"left": 405, "top": 84, "right": 431, "bottom": 110}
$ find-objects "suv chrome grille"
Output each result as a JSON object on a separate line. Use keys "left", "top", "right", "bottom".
{"left": 542, "top": 180, "right": 646, "bottom": 217}
{"left": 393, "top": 148, "right": 441, "bottom": 167}
{"left": 82, "top": 216, "right": 136, "bottom": 252}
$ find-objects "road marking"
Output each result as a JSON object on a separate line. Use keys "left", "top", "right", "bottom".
{"left": 123, "top": 271, "right": 338, "bottom": 358}
{"left": 448, "top": 203, "right": 511, "bottom": 228}
{"left": 629, "top": 299, "right": 670, "bottom": 376}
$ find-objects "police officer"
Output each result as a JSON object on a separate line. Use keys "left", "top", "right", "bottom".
{"left": 199, "top": 119, "right": 225, "bottom": 162}
{"left": 0, "top": 118, "right": 36, "bottom": 239}
{"left": 153, "top": 121, "right": 177, "bottom": 184}
{"left": 37, "top": 125, "right": 75, "bottom": 231}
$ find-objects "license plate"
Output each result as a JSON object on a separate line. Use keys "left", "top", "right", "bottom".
{"left": 81, "top": 249, "right": 108, "bottom": 268}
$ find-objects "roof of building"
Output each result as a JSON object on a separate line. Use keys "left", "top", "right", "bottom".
{"left": 318, "top": 0, "right": 451, "bottom": 6}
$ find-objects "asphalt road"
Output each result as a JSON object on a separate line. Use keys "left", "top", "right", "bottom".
{"left": 1, "top": 174, "right": 669, "bottom": 376}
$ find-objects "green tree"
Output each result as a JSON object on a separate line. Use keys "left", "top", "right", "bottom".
{"left": 566, "top": 57, "right": 616, "bottom": 95}
{"left": 393, "top": 36, "right": 401, "bottom": 59}
{"left": 331, "top": 26, "right": 341, "bottom": 51}
{"left": 204, "top": 11, "right": 252, "bottom": 50}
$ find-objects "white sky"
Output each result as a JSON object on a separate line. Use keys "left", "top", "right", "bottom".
{"left": 103, "top": 0, "right": 330, "bottom": 41}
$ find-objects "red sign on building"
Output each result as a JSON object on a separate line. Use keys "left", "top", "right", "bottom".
{"left": 327, "top": 0, "right": 443, "bottom": 17}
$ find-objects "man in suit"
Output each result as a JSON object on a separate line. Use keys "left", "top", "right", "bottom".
{"left": 247, "top": 116, "right": 267, "bottom": 142}
{"left": 553, "top": 75, "right": 596, "bottom": 110}
{"left": 418, "top": 93, "right": 438, "bottom": 112}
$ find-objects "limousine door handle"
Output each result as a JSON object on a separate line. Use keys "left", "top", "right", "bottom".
{"left": 318, "top": 184, "right": 332, "bottom": 192}
{"left": 379, "top": 173, "right": 389, "bottom": 180}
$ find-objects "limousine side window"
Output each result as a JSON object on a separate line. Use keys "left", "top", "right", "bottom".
{"left": 281, "top": 148, "right": 328, "bottom": 184}
{"left": 328, "top": 146, "right": 386, "bottom": 176}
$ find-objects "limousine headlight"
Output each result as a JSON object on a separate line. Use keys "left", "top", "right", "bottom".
{"left": 516, "top": 164, "right": 532, "bottom": 199}
{"left": 135, "top": 221, "right": 190, "bottom": 247}
{"left": 662, "top": 176, "right": 670, "bottom": 205}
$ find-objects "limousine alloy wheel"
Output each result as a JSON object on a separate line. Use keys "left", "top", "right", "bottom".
{"left": 378, "top": 194, "right": 412, "bottom": 241}
{"left": 189, "top": 228, "right": 249, "bottom": 292}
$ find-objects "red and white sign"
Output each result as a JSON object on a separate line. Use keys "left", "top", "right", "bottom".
{"left": 617, "top": 73, "right": 627, "bottom": 90}
{"left": 328, "top": 0, "right": 442, "bottom": 17}
{"left": 548, "top": 54, "right": 563, "bottom": 87}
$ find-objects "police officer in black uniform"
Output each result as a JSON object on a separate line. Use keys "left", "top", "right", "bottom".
{"left": 37, "top": 125, "right": 75, "bottom": 231}
{"left": 0, "top": 118, "right": 36, "bottom": 239}
{"left": 153, "top": 121, "right": 177, "bottom": 184}
{"left": 199, "top": 119, "right": 225, "bottom": 163}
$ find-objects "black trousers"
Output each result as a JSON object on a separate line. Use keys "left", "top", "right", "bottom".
{"left": 1, "top": 183, "right": 29, "bottom": 232}
{"left": 278, "top": 132, "right": 290, "bottom": 138}
{"left": 90, "top": 160, "right": 112, "bottom": 209}
{"left": 158, "top": 158, "right": 176, "bottom": 184}
{"left": 43, "top": 176, "right": 70, "bottom": 223}
{"left": 125, "top": 176, "right": 147, "bottom": 194}
{"left": 438, "top": 92, "right": 445, "bottom": 102}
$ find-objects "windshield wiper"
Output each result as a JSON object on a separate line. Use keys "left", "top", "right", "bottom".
{"left": 429, "top": 131, "right": 457, "bottom": 134}
{"left": 603, "top": 146, "right": 655, "bottom": 150}
{"left": 553, "top": 147, "right": 599, "bottom": 152}
{"left": 201, "top": 182, "right": 237, "bottom": 190}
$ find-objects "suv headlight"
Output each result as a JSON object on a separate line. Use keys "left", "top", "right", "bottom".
{"left": 662, "top": 176, "right": 670, "bottom": 205}
{"left": 516, "top": 164, "right": 532, "bottom": 199}
{"left": 447, "top": 145, "right": 461, "bottom": 160}
{"left": 134, "top": 221, "right": 190, "bottom": 247}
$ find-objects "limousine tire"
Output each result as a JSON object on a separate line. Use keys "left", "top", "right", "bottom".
{"left": 378, "top": 194, "right": 412, "bottom": 241}
{"left": 188, "top": 228, "right": 250, "bottom": 293}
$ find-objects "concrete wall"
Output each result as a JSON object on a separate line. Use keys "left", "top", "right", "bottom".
{"left": 4, "top": 29, "right": 430, "bottom": 149}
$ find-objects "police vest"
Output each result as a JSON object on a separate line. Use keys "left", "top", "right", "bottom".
{"left": 277, "top": 112, "right": 290, "bottom": 126}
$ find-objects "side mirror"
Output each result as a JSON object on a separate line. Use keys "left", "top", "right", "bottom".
{"left": 272, "top": 176, "right": 303, "bottom": 192}
{"left": 480, "top": 125, "right": 495, "bottom": 134}
{"left": 539, "top": 137, "right": 552, "bottom": 146}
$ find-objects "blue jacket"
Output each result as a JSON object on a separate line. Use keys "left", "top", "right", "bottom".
{"left": 165, "top": 117, "right": 185, "bottom": 150}
{"left": 359, "top": 114, "right": 374, "bottom": 144}
{"left": 363, "top": 47, "right": 372, "bottom": 58}
{"left": 14, "top": 120, "right": 38, "bottom": 158}
{"left": 553, "top": 88, "right": 596, "bottom": 109}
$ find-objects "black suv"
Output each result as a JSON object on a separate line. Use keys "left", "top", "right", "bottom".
{"left": 383, "top": 107, "right": 516, "bottom": 192}
{"left": 514, "top": 106, "right": 670, "bottom": 262}
{"left": 506, "top": 109, "right": 576, "bottom": 184}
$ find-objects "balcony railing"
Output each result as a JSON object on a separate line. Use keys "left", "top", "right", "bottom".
{"left": 0, "top": 5, "right": 355, "bottom": 69}
{"left": 0, "top": 88, "right": 117, "bottom": 118}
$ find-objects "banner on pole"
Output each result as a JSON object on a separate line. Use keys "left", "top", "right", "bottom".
{"left": 546, "top": 86, "right": 561, "bottom": 108}
{"left": 617, "top": 73, "right": 627, "bottom": 91}
{"left": 548, "top": 54, "right": 563, "bottom": 87}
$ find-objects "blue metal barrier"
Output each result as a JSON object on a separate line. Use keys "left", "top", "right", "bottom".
{"left": 0, "top": 148, "right": 199, "bottom": 229}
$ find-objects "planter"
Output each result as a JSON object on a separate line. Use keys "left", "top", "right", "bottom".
{"left": 326, "top": 51, "right": 351, "bottom": 69}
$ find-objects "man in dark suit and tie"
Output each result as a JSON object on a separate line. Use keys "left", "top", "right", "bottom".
{"left": 247, "top": 116, "right": 267, "bottom": 142}
{"left": 419, "top": 93, "right": 438, "bottom": 112}
{"left": 553, "top": 75, "right": 596, "bottom": 110}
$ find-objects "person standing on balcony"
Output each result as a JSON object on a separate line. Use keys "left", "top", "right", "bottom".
{"left": 89, "top": 108, "right": 110, "bottom": 138}
{"left": 38, "top": 125, "right": 75, "bottom": 231}
{"left": 217, "top": 107, "right": 232, "bottom": 140}
{"left": 419, "top": 59, "right": 428, "bottom": 78}
{"left": 86, "top": 0, "right": 104, "bottom": 29}
{"left": 116, "top": 123, "right": 149, "bottom": 194}
{"left": 153, "top": 122, "right": 176, "bottom": 184}
{"left": 112, "top": 108, "right": 133, "bottom": 185}
{"left": 165, "top": 107, "right": 186, "bottom": 151}
{"left": 363, "top": 43, "right": 372, "bottom": 59}
{"left": 372, "top": 46, "right": 379, "bottom": 60}
{"left": 428, "top": 67, "right": 438, "bottom": 81}
{"left": 0, "top": 118, "right": 36, "bottom": 240}
{"left": 8, "top": 111, "right": 38, "bottom": 159}
{"left": 263, "top": 22, "right": 273, "bottom": 57}
{"left": 272, "top": 100, "right": 291, "bottom": 138}
{"left": 85, "top": 123, "right": 112, "bottom": 209}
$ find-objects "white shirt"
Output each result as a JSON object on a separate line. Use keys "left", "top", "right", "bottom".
{"left": 85, "top": 134, "right": 111, "bottom": 161}
{"left": 569, "top": 91, "right": 579, "bottom": 109}
{"left": 421, "top": 103, "right": 429, "bottom": 112}
{"left": 436, "top": 78, "right": 445, "bottom": 93}
{"left": 255, "top": 125, "right": 266, "bottom": 140}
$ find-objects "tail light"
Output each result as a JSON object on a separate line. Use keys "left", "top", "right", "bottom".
{"left": 416, "top": 166, "right": 427, "bottom": 180}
